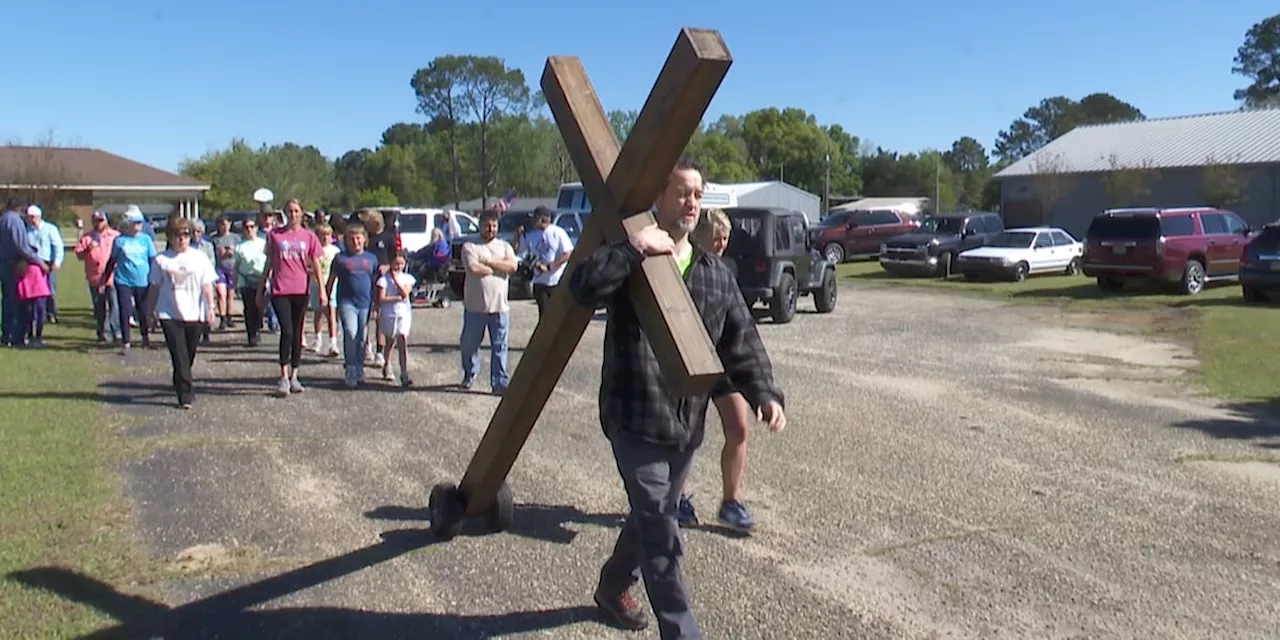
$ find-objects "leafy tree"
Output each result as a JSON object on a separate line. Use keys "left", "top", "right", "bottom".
{"left": 609, "top": 109, "right": 639, "bottom": 141}
{"left": 1099, "top": 154, "right": 1161, "bottom": 207}
{"left": 1200, "top": 155, "right": 1250, "bottom": 208}
{"left": 994, "top": 94, "right": 1144, "bottom": 163}
{"left": 1233, "top": 14, "right": 1280, "bottom": 108}
{"left": 356, "top": 185, "right": 400, "bottom": 208}
{"left": 740, "top": 107, "right": 831, "bottom": 195}
{"left": 410, "top": 56, "right": 470, "bottom": 207}
{"left": 180, "top": 139, "right": 336, "bottom": 214}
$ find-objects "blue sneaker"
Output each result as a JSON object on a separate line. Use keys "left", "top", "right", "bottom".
{"left": 717, "top": 500, "right": 756, "bottom": 532}
{"left": 676, "top": 493, "right": 698, "bottom": 527}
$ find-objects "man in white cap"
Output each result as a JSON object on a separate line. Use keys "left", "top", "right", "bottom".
{"left": 24, "top": 205, "right": 64, "bottom": 323}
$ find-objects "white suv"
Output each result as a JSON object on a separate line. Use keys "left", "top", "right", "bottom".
{"left": 394, "top": 208, "right": 479, "bottom": 254}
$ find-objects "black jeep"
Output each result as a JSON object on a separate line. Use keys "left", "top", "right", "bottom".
{"left": 721, "top": 207, "right": 838, "bottom": 323}
{"left": 878, "top": 211, "right": 1005, "bottom": 278}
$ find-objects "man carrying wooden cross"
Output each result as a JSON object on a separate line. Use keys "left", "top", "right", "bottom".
{"left": 569, "top": 157, "right": 787, "bottom": 638}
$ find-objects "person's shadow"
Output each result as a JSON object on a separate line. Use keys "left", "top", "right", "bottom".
{"left": 7, "top": 529, "right": 597, "bottom": 639}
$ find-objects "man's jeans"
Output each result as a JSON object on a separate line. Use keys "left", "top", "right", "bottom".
{"left": 90, "top": 284, "right": 121, "bottom": 340}
{"left": 598, "top": 433, "right": 702, "bottom": 639}
{"left": 0, "top": 268, "right": 17, "bottom": 345}
{"left": 46, "top": 269, "right": 58, "bottom": 319}
{"left": 338, "top": 302, "right": 370, "bottom": 374}
{"left": 459, "top": 310, "right": 509, "bottom": 388}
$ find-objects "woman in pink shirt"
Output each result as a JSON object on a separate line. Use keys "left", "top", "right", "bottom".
{"left": 257, "top": 198, "right": 325, "bottom": 397}
{"left": 73, "top": 211, "right": 122, "bottom": 342}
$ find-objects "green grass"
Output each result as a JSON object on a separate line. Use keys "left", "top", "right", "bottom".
{"left": 838, "top": 259, "right": 1280, "bottom": 405}
{"left": 0, "top": 281, "right": 144, "bottom": 637}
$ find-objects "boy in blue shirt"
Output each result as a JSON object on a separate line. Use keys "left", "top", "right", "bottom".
{"left": 325, "top": 222, "right": 380, "bottom": 388}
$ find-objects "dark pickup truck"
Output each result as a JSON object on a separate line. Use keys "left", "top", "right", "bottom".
{"left": 878, "top": 211, "right": 1006, "bottom": 278}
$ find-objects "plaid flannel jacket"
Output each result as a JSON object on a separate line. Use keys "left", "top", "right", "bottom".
{"left": 569, "top": 240, "right": 785, "bottom": 451}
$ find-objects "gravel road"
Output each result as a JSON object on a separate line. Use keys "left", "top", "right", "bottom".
{"left": 82, "top": 283, "right": 1280, "bottom": 639}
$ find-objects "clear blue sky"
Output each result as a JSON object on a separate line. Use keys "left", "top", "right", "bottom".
{"left": 2, "top": 0, "right": 1271, "bottom": 173}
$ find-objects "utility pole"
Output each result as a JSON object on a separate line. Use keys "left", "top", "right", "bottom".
{"left": 934, "top": 153, "right": 941, "bottom": 213}
{"left": 824, "top": 151, "right": 831, "bottom": 217}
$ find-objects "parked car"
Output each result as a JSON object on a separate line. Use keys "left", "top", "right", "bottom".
{"left": 955, "top": 227, "right": 1084, "bottom": 282}
{"left": 811, "top": 209, "right": 920, "bottom": 263}
{"left": 1081, "top": 207, "right": 1254, "bottom": 295}
{"left": 878, "top": 211, "right": 1005, "bottom": 278}
{"left": 1238, "top": 222, "right": 1280, "bottom": 302}
{"left": 720, "top": 207, "right": 837, "bottom": 323}
{"left": 394, "top": 208, "right": 479, "bottom": 254}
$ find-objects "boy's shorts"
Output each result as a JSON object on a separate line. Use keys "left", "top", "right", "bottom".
{"left": 379, "top": 313, "right": 411, "bottom": 337}
{"left": 309, "top": 281, "right": 337, "bottom": 311}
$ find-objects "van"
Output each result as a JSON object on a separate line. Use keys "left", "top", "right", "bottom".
{"left": 376, "top": 207, "right": 480, "bottom": 254}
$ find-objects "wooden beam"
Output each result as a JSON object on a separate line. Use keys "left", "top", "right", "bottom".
{"left": 456, "top": 29, "right": 733, "bottom": 517}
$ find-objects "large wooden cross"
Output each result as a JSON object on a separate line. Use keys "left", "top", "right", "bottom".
{"left": 430, "top": 29, "right": 734, "bottom": 535}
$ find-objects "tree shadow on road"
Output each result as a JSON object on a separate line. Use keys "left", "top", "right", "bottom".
{"left": 6, "top": 529, "right": 597, "bottom": 640}
{"left": 1169, "top": 399, "right": 1280, "bottom": 447}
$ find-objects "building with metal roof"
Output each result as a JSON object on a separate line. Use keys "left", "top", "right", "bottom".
{"left": 0, "top": 146, "right": 210, "bottom": 222}
{"left": 993, "top": 108, "right": 1280, "bottom": 236}
{"left": 702, "top": 180, "right": 822, "bottom": 222}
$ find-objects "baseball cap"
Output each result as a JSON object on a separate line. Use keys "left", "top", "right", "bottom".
{"left": 92, "top": 210, "right": 108, "bottom": 221}
{"left": 25, "top": 205, "right": 42, "bottom": 218}
{"left": 124, "top": 205, "right": 145, "bottom": 223}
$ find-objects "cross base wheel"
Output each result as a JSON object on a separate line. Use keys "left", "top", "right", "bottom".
{"left": 427, "top": 481, "right": 516, "bottom": 540}
{"left": 428, "top": 482, "right": 466, "bottom": 541}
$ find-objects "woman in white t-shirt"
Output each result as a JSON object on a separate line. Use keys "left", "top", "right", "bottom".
{"left": 375, "top": 251, "right": 417, "bottom": 387}
{"left": 145, "top": 216, "right": 218, "bottom": 409}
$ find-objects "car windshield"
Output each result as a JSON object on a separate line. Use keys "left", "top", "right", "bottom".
{"left": 917, "top": 217, "right": 964, "bottom": 234}
{"left": 726, "top": 214, "right": 767, "bottom": 255}
{"left": 819, "top": 211, "right": 854, "bottom": 227}
{"left": 1087, "top": 214, "right": 1159, "bottom": 239}
{"left": 398, "top": 213, "right": 429, "bottom": 234}
{"left": 988, "top": 231, "right": 1036, "bottom": 248}
{"left": 499, "top": 213, "right": 531, "bottom": 233}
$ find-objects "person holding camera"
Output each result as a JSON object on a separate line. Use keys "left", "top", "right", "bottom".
{"left": 514, "top": 206, "right": 573, "bottom": 317}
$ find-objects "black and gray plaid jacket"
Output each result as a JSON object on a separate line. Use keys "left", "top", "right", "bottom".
{"left": 569, "top": 240, "right": 784, "bottom": 451}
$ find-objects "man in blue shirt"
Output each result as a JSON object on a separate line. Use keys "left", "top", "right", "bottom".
{"left": 25, "top": 205, "right": 64, "bottom": 323}
{"left": 0, "top": 197, "right": 48, "bottom": 346}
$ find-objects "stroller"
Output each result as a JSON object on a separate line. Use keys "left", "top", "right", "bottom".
{"left": 408, "top": 245, "right": 453, "bottom": 308}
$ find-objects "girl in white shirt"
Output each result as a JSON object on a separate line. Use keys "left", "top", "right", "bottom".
{"left": 145, "top": 217, "right": 218, "bottom": 409}
{"left": 375, "top": 252, "right": 417, "bottom": 387}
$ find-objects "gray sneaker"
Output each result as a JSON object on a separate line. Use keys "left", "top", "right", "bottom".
{"left": 275, "top": 377, "right": 291, "bottom": 398}
{"left": 290, "top": 375, "right": 304, "bottom": 393}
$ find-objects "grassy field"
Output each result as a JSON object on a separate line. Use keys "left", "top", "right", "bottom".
{"left": 0, "top": 281, "right": 144, "bottom": 636}
{"left": 838, "top": 259, "right": 1280, "bottom": 404}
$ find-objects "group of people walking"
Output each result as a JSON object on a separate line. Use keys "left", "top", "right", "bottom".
{"left": 5, "top": 169, "right": 791, "bottom": 638}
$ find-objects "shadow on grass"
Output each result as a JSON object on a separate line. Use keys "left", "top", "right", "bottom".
{"left": 6, "top": 529, "right": 598, "bottom": 639}
{"left": 1170, "top": 400, "right": 1280, "bottom": 443}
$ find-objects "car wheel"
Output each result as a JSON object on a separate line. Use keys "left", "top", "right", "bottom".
{"left": 823, "top": 243, "right": 845, "bottom": 264}
{"left": 1013, "top": 261, "right": 1029, "bottom": 282}
{"left": 771, "top": 272, "right": 798, "bottom": 324}
{"left": 1065, "top": 257, "right": 1082, "bottom": 276}
{"left": 937, "top": 252, "right": 953, "bottom": 279}
{"left": 815, "top": 269, "right": 837, "bottom": 313}
{"left": 1096, "top": 277, "right": 1122, "bottom": 292}
{"left": 1180, "top": 260, "right": 1206, "bottom": 295}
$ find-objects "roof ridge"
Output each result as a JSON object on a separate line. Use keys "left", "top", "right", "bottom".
{"left": 1073, "top": 107, "right": 1280, "bottom": 131}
